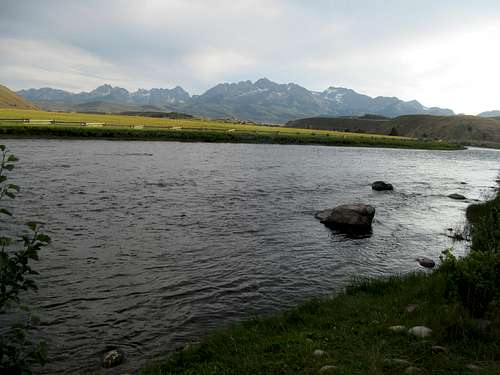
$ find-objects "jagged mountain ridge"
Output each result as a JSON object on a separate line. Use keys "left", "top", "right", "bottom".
{"left": 18, "top": 79, "right": 454, "bottom": 123}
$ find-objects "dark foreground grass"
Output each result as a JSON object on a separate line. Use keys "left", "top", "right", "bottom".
{"left": 141, "top": 195, "right": 500, "bottom": 375}
{"left": 0, "top": 123, "right": 462, "bottom": 150}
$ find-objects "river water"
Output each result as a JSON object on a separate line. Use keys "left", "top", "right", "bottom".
{"left": 2, "top": 140, "right": 499, "bottom": 374}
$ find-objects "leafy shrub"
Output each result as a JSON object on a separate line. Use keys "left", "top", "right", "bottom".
{"left": 440, "top": 249, "right": 500, "bottom": 317}
{"left": 439, "top": 194, "right": 500, "bottom": 317}
{"left": 0, "top": 145, "right": 50, "bottom": 374}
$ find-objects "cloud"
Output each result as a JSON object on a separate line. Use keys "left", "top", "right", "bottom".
{"left": 0, "top": 37, "right": 133, "bottom": 91}
{"left": 1, "top": 0, "right": 500, "bottom": 113}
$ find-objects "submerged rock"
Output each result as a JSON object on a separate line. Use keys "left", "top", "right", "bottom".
{"left": 316, "top": 204, "right": 375, "bottom": 232}
{"left": 102, "top": 348, "right": 125, "bottom": 368}
{"left": 448, "top": 193, "right": 466, "bottom": 200}
{"left": 372, "top": 181, "right": 394, "bottom": 191}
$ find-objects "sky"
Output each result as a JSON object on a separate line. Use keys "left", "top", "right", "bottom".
{"left": 1, "top": 0, "right": 500, "bottom": 114}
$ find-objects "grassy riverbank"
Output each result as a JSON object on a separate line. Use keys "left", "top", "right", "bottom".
{"left": 0, "top": 109, "right": 461, "bottom": 150}
{"left": 141, "top": 194, "right": 500, "bottom": 374}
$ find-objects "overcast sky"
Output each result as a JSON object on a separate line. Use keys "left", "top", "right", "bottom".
{"left": 1, "top": 0, "right": 499, "bottom": 114}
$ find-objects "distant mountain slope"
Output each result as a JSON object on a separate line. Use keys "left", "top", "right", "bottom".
{"left": 479, "top": 110, "right": 500, "bottom": 118}
{"left": 287, "top": 115, "right": 500, "bottom": 147}
{"left": 0, "top": 84, "right": 38, "bottom": 110}
{"left": 17, "top": 79, "right": 454, "bottom": 123}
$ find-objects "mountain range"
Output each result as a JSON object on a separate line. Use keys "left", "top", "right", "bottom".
{"left": 18, "top": 78, "right": 456, "bottom": 123}
{"left": 478, "top": 110, "right": 500, "bottom": 118}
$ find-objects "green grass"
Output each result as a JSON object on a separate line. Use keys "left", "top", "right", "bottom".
{"left": 0, "top": 109, "right": 461, "bottom": 150}
{"left": 140, "top": 272, "right": 500, "bottom": 374}
{"left": 140, "top": 195, "right": 500, "bottom": 375}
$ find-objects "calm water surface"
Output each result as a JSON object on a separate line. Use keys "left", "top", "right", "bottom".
{"left": 3, "top": 140, "right": 499, "bottom": 374}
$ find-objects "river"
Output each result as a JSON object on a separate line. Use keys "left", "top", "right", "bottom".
{"left": 2, "top": 139, "right": 499, "bottom": 374}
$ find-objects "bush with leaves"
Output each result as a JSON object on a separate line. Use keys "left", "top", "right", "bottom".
{"left": 0, "top": 145, "right": 51, "bottom": 374}
{"left": 439, "top": 193, "right": 500, "bottom": 317}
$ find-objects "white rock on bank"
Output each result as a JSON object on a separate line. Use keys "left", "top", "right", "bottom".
{"left": 319, "top": 365, "right": 338, "bottom": 373}
{"left": 408, "top": 326, "right": 432, "bottom": 338}
{"left": 388, "top": 325, "right": 407, "bottom": 333}
{"left": 404, "top": 366, "right": 422, "bottom": 374}
{"left": 383, "top": 358, "right": 411, "bottom": 366}
{"left": 313, "top": 349, "right": 326, "bottom": 357}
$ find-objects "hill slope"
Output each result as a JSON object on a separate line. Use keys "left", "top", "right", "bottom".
{"left": 0, "top": 84, "right": 37, "bottom": 110}
{"left": 288, "top": 115, "right": 500, "bottom": 147}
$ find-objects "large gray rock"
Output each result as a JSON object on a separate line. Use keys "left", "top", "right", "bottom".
{"left": 372, "top": 181, "right": 394, "bottom": 191}
{"left": 316, "top": 204, "right": 375, "bottom": 231}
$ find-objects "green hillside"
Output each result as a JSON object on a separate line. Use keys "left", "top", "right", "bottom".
{"left": 288, "top": 115, "right": 500, "bottom": 148}
{"left": 0, "top": 84, "right": 38, "bottom": 110}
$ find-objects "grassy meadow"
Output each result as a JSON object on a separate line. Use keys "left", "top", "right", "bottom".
{"left": 0, "top": 109, "right": 461, "bottom": 149}
{"left": 140, "top": 193, "right": 500, "bottom": 375}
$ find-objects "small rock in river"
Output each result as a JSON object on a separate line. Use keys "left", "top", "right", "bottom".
{"left": 448, "top": 193, "right": 466, "bottom": 200}
{"left": 102, "top": 348, "right": 125, "bottom": 368}
{"left": 416, "top": 257, "right": 435, "bottom": 268}
{"left": 313, "top": 349, "right": 326, "bottom": 357}
{"left": 408, "top": 326, "right": 432, "bottom": 338}
{"left": 319, "top": 365, "right": 338, "bottom": 373}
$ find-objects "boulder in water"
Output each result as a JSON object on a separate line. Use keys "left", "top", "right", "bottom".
{"left": 316, "top": 204, "right": 375, "bottom": 232}
{"left": 372, "top": 181, "right": 394, "bottom": 191}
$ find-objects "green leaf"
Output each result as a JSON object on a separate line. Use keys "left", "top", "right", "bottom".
{"left": 0, "top": 145, "right": 5, "bottom": 151}
{"left": 7, "top": 155, "right": 18, "bottom": 162}
{"left": 4, "top": 164, "right": 14, "bottom": 171}
{"left": 0, "top": 235, "right": 12, "bottom": 246}
{"left": 36, "top": 341, "right": 48, "bottom": 364}
{"left": 0, "top": 175, "right": 6, "bottom": 183}
{"left": 0, "top": 207, "right": 12, "bottom": 216}
{"left": 26, "top": 222, "right": 38, "bottom": 231}
{"left": 5, "top": 191, "right": 16, "bottom": 199}
{"left": 7, "top": 184, "right": 20, "bottom": 192}
{"left": 35, "top": 234, "right": 51, "bottom": 244}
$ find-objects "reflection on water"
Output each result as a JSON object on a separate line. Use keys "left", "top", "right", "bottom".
{"left": 4, "top": 140, "right": 499, "bottom": 374}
